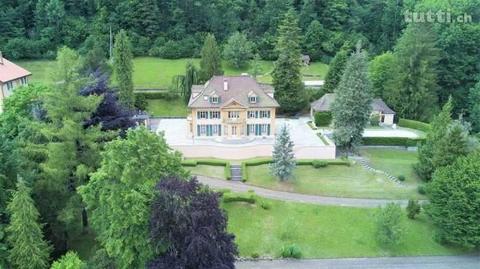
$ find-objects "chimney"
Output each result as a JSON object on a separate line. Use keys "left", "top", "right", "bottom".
{"left": 223, "top": 78, "right": 228, "bottom": 91}
{"left": 0, "top": 51, "right": 3, "bottom": 65}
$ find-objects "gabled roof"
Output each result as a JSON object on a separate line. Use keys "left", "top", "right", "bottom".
{"left": 188, "top": 76, "right": 279, "bottom": 108}
{"left": 310, "top": 93, "right": 395, "bottom": 114}
{"left": 0, "top": 57, "right": 31, "bottom": 83}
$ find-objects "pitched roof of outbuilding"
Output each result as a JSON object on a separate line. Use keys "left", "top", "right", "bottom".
{"left": 188, "top": 76, "right": 279, "bottom": 108}
{"left": 0, "top": 57, "right": 31, "bottom": 83}
{"left": 310, "top": 93, "right": 395, "bottom": 114}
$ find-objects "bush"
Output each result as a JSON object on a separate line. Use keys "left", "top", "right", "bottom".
{"left": 280, "top": 244, "right": 302, "bottom": 259}
{"left": 397, "top": 175, "right": 406, "bottom": 182}
{"left": 259, "top": 199, "right": 272, "bottom": 210}
{"left": 370, "top": 114, "right": 381, "bottom": 126}
{"left": 241, "top": 162, "right": 248, "bottom": 181}
{"left": 244, "top": 158, "right": 273, "bottom": 166}
{"left": 417, "top": 185, "right": 427, "bottom": 195}
{"left": 134, "top": 93, "right": 148, "bottom": 110}
{"left": 314, "top": 112, "right": 332, "bottom": 127}
{"left": 362, "top": 137, "right": 425, "bottom": 147}
{"left": 135, "top": 91, "right": 179, "bottom": 100}
{"left": 406, "top": 199, "right": 421, "bottom": 219}
{"left": 251, "top": 253, "right": 260, "bottom": 259}
{"left": 224, "top": 162, "right": 232, "bottom": 180}
{"left": 398, "top": 118, "right": 431, "bottom": 133}
{"left": 222, "top": 192, "right": 257, "bottom": 204}
{"left": 312, "top": 160, "right": 328, "bottom": 168}
{"left": 375, "top": 203, "right": 405, "bottom": 246}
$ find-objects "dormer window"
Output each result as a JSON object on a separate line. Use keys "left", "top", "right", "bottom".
{"left": 249, "top": 96, "right": 257, "bottom": 103}
{"left": 210, "top": 96, "right": 219, "bottom": 104}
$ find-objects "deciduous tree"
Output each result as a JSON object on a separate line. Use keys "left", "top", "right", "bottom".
{"left": 148, "top": 176, "right": 237, "bottom": 269}
{"left": 468, "top": 80, "right": 480, "bottom": 133}
{"left": 79, "top": 128, "right": 187, "bottom": 269}
{"left": 51, "top": 251, "right": 86, "bottom": 269}
{"left": 223, "top": 32, "right": 253, "bottom": 68}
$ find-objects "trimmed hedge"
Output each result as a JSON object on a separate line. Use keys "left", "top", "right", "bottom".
{"left": 362, "top": 137, "right": 425, "bottom": 147}
{"left": 398, "top": 118, "right": 431, "bottom": 133}
{"left": 314, "top": 111, "right": 332, "bottom": 127}
{"left": 135, "top": 91, "right": 179, "bottom": 100}
{"left": 224, "top": 162, "right": 232, "bottom": 180}
{"left": 241, "top": 159, "right": 351, "bottom": 181}
{"left": 222, "top": 192, "right": 257, "bottom": 204}
{"left": 181, "top": 159, "right": 197, "bottom": 167}
{"left": 182, "top": 159, "right": 231, "bottom": 179}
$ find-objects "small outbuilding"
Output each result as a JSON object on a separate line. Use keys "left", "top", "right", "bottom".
{"left": 310, "top": 93, "right": 396, "bottom": 125}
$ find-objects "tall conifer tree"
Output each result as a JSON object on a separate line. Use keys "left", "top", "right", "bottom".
{"left": 271, "top": 125, "right": 296, "bottom": 181}
{"left": 113, "top": 30, "right": 135, "bottom": 108}
{"left": 7, "top": 181, "right": 51, "bottom": 269}
{"left": 272, "top": 9, "right": 305, "bottom": 114}
{"left": 332, "top": 45, "right": 372, "bottom": 152}
{"left": 199, "top": 34, "right": 223, "bottom": 82}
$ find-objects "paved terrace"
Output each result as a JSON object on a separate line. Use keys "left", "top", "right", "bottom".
{"left": 155, "top": 117, "right": 328, "bottom": 147}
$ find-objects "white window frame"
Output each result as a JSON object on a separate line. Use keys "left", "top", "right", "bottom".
{"left": 197, "top": 111, "right": 209, "bottom": 119}
{"left": 200, "top": 125, "right": 207, "bottom": 135}
{"left": 228, "top": 111, "right": 240, "bottom": 119}
{"left": 210, "top": 96, "right": 219, "bottom": 104}
{"left": 249, "top": 96, "right": 257, "bottom": 103}
{"left": 210, "top": 111, "right": 220, "bottom": 119}
{"left": 260, "top": 110, "right": 270, "bottom": 118}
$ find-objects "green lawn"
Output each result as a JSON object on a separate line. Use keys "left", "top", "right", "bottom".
{"left": 187, "top": 165, "right": 226, "bottom": 179}
{"left": 245, "top": 163, "right": 423, "bottom": 199}
{"left": 224, "top": 198, "right": 463, "bottom": 258}
{"left": 146, "top": 98, "right": 188, "bottom": 117}
{"left": 360, "top": 148, "right": 422, "bottom": 182}
{"left": 18, "top": 57, "right": 329, "bottom": 89}
{"left": 17, "top": 60, "right": 56, "bottom": 84}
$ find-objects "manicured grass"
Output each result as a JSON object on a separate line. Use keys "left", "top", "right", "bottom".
{"left": 146, "top": 98, "right": 188, "bottom": 117}
{"left": 360, "top": 148, "right": 422, "bottom": 182}
{"left": 223, "top": 198, "right": 463, "bottom": 258}
{"left": 187, "top": 165, "right": 227, "bottom": 179}
{"left": 18, "top": 57, "right": 329, "bottom": 89}
{"left": 17, "top": 60, "right": 56, "bottom": 84}
{"left": 245, "top": 163, "right": 423, "bottom": 199}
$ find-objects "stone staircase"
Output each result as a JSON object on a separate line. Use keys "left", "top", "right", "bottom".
{"left": 231, "top": 165, "right": 242, "bottom": 181}
{"left": 353, "top": 157, "right": 404, "bottom": 186}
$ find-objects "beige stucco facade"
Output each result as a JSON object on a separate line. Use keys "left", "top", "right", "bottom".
{"left": 188, "top": 103, "right": 277, "bottom": 138}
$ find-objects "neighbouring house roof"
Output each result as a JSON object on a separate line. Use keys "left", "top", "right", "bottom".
{"left": 310, "top": 93, "right": 395, "bottom": 114}
{"left": 188, "top": 75, "right": 280, "bottom": 108}
{"left": 0, "top": 57, "right": 31, "bottom": 83}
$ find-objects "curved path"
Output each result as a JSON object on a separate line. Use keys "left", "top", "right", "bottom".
{"left": 235, "top": 255, "right": 480, "bottom": 269}
{"left": 195, "top": 175, "right": 410, "bottom": 208}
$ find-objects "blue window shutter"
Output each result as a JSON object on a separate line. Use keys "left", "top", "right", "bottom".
{"left": 197, "top": 125, "right": 200, "bottom": 136}
{"left": 218, "top": 125, "right": 221, "bottom": 136}
{"left": 267, "top": 124, "right": 270, "bottom": 135}
{"left": 247, "top": 125, "right": 250, "bottom": 135}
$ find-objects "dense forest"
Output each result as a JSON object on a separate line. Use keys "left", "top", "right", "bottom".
{"left": 0, "top": 0, "right": 415, "bottom": 61}
{"left": 2, "top": 0, "right": 480, "bottom": 119}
